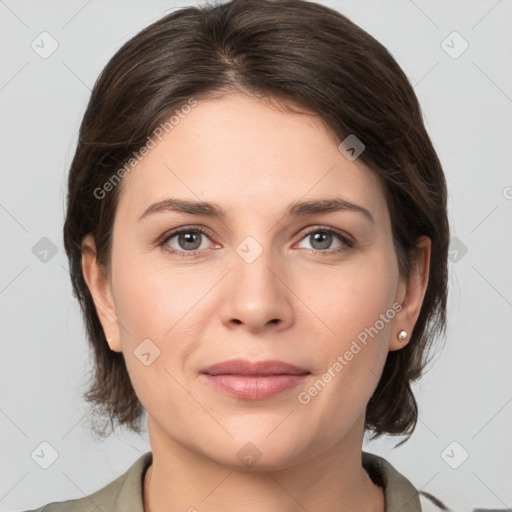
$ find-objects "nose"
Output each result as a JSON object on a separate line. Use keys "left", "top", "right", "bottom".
{"left": 217, "top": 241, "right": 295, "bottom": 334}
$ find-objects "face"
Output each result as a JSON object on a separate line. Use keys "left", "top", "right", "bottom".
{"left": 83, "top": 92, "right": 429, "bottom": 471}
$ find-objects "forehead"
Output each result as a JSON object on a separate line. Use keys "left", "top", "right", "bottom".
{"left": 116, "top": 93, "right": 387, "bottom": 224}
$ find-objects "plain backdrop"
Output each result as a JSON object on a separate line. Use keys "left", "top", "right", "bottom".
{"left": 1, "top": 1, "right": 511, "bottom": 511}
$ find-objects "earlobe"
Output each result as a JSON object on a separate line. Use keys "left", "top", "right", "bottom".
{"left": 81, "top": 234, "right": 122, "bottom": 352}
{"left": 389, "top": 236, "right": 431, "bottom": 351}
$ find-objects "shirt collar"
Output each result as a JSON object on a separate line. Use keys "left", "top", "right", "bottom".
{"left": 362, "top": 450, "right": 422, "bottom": 512}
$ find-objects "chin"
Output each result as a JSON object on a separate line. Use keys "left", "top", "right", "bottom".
{"left": 199, "top": 430, "right": 310, "bottom": 472}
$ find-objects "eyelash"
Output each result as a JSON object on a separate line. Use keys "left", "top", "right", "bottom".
{"left": 157, "top": 226, "right": 354, "bottom": 259}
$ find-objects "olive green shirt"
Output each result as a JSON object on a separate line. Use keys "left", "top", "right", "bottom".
{"left": 22, "top": 450, "right": 446, "bottom": 512}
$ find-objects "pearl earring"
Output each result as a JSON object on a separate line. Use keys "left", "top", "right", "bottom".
{"left": 397, "top": 330, "right": 408, "bottom": 342}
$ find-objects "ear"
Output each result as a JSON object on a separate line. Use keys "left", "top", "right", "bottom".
{"left": 81, "top": 233, "right": 122, "bottom": 352}
{"left": 389, "top": 236, "right": 431, "bottom": 351}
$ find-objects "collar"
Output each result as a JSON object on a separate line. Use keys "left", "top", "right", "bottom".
{"left": 362, "top": 451, "right": 422, "bottom": 512}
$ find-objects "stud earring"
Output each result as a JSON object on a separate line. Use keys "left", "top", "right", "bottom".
{"left": 397, "top": 330, "right": 408, "bottom": 342}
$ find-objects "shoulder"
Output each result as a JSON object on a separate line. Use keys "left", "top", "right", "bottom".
{"left": 19, "top": 451, "right": 153, "bottom": 512}
{"left": 362, "top": 450, "right": 451, "bottom": 511}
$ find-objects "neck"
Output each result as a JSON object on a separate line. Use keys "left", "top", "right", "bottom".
{"left": 143, "top": 420, "right": 385, "bottom": 512}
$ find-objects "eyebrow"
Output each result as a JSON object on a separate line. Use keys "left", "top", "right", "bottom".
{"left": 137, "top": 197, "right": 374, "bottom": 224}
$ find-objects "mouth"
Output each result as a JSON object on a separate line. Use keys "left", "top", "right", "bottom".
{"left": 201, "top": 358, "right": 310, "bottom": 376}
{"left": 199, "top": 359, "right": 311, "bottom": 400}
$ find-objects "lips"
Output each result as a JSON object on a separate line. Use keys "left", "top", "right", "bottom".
{"left": 201, "top": 359, "right": 310, "bottom": 376}
{"left": 200, "top": 359, "right": 311, "bottom": 400}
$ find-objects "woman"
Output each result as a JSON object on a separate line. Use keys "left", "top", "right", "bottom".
{"left": 24, "top": 0, "right": 451, "bottom": 510}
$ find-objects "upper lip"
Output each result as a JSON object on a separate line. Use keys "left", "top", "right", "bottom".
{"left": 201, "top": 359, "right": 310, "bottom": 376}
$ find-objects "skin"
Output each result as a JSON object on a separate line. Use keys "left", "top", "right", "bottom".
{"left": 82, "top": 92, "right": 430, "bottom": 512}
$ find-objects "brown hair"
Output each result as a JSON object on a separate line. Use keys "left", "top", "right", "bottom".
{"left": 63, "top": 0, "right": 449, "bottom": 443}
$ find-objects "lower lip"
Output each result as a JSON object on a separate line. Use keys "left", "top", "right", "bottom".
{"left": 201, "top": 374, "right": 310, "bottom": 400}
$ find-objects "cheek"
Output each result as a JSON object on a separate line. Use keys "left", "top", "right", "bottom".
{"left": 109, "top": 251, "right": 205, "bottom": 412}
{"left": 301, "top": 243, "right": 399, "bottom": 344}
{"left": 297, "top": 245, "right": 398, "bottom": 399}
{"left": 111, "top": 245, "right": 207, "bottom": 340}
{"left": 109, "top": 248, "right": 216, "bottom": 391}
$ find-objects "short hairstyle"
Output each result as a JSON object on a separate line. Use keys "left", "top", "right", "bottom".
{"left": 63, "top": 0, "right": 449, "bottom": 443}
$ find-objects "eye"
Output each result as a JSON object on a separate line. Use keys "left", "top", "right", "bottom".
{"left": 159, "top": 227, "right": 213, "bottom": 257}
{"left": 295, "top": 227, "right": 353, "bottom": 254}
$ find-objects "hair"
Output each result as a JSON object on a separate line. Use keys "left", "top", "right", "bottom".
{"left": 63, "top": 0, "right": 449, "bottom": 444}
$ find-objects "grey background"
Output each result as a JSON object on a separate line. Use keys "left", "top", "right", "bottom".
{"left": 1, "top": 0, "right": 511, "bottom": 510}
